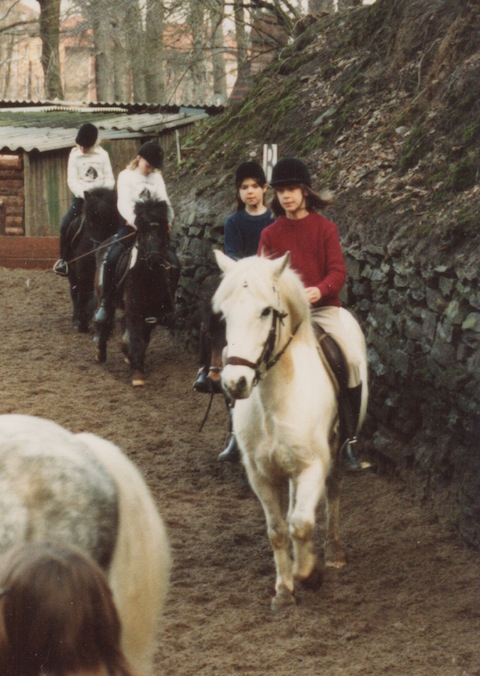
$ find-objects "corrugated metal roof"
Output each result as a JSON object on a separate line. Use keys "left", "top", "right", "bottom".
{"left": 0, "top": 99, "right": 224, "bottom": 114}
{"left": 0, "top": 110, "right": 209, "bottom": 153}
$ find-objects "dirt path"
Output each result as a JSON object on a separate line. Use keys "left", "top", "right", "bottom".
{"left": 1, "top": 267, "right": 479, "bottom": 675}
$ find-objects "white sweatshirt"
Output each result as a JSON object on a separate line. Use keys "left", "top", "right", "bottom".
{"left": 117, "top": 167, "right": 175, "bottom": 227}
{"left": 67, "top": 145, "right": 115, "bottom": 198}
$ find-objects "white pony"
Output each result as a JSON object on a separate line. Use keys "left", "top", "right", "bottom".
{"left": 0, "top": 414, "right": 170, "bottom": 674}
{"left": 213, "top": 251, "right": 368, "bottom": 611}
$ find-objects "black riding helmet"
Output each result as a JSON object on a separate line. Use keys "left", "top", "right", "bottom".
{"left": 234, "top": 161, "right": 267, "bottom": 188}
{"left": 76, "top": 123, "right": 98, "bottom": 148}
{"left": 138, "top": 141, "right": 164, "bottom": 169}
{"left": 270, "top": 158, "right": 311, "bottom": 188}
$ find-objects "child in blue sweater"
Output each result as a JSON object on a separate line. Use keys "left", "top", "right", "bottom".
{"left": 193, "top": 161, "right": 274, "bottom": 461}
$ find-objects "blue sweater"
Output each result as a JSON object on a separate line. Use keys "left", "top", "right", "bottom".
{"left": 224, "top": 208, "right": 274, "bottom": 260}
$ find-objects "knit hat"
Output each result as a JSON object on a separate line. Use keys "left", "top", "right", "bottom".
{"left": 138, "top": 141, "right": 164, "bottom": 169}
{"left": 234, "top": 161, "right": 267, "bottom": 188}
{"left": 270, "top": 158, "right": 311, "bottom": 188}
{"left": 75, "top": 123, "right": 98, "bottom": 147}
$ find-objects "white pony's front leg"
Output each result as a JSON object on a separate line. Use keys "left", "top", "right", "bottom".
{"left": 243, "top": 461, "right": 295, "bottom": 611}
{"left": 288, "top": 459, "right": 326, "bottom": 587}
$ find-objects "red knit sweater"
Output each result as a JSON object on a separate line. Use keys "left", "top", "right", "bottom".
{"left": 257, "top": 212, "right": 347, "bottom": 307}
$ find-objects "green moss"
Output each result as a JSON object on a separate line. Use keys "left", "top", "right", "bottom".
{"left": 446, "top": 155, "right": 478, "bottom": 192}
{"left": 462, "top": 120, "right": 480, "bottom": 145}
{"left": 278, "top": 51, "right": 316, "bottom": 75}
{"left": 455, "top": 208, "right": 480, "bottom": 233}
{"left": 398, "top": 125, "right": 432, "bottom": 171}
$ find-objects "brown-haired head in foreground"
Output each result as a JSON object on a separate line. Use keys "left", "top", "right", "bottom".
{"left": 0, "top": 541, "right": 134, "bottom": 676}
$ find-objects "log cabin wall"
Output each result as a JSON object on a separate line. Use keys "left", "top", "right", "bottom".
{"left": 0, "top": 154, "right": 24, "bottom": 235}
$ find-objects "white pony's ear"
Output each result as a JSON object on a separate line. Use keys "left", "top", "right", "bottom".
{"left": 214, "top": 249, "right": 236, "bottom": 273}
{"left": 272, "top": 251, "right": 290, "bottom": 278}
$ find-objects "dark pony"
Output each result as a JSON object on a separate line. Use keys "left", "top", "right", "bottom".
{"left": 194, "top": 272, "right": 226, "bottom": 394}
{"left": 64, "top": 188, "right": 119, "bottom": 332}
{"left": 94, "top": 199, "right": 179, "bottom": 387}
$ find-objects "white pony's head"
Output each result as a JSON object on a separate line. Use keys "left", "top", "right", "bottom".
{"left": 213, "top": 250, "right": 311, "bottom": 399}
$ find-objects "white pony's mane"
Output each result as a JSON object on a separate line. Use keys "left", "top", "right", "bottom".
{"left": 214, "top": 254, "right": 315, "bottom": 345}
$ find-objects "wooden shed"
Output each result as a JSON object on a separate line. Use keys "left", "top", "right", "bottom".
{"left": 0, "top": 101, "right": 222, "bottom": 268}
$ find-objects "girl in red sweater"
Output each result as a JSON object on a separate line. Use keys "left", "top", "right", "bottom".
{"left": 258, "top": 157, "right": 365, "bottom": 470}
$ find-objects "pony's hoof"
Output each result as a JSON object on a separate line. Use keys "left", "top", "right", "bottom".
{"left": 132, "top": 371, "right": 146, "bottom": 387}
{"left": 325, "top": 541, "right": 346, "bottom": 569}
{"left": 297, "top": 562, "right": 323, "bottom": 590}
{"left": 120, "top": 342, "right": 131, "bottom": 365}
{"left": 95, "top": 347, "right": 106, "bottom": 363}
{"left": 271, "top": 587, "right": 296, "bottom": 612}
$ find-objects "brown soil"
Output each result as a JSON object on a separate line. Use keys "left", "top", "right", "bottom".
{"left": 1, "top": 267, "right": 479, "bottom": 676}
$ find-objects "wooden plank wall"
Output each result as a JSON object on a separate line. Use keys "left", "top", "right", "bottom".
{"left": 0, "top": 236, "right": 58, "bottom": 269}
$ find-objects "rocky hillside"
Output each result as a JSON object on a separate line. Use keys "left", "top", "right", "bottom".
{"left": 167, "top": 0, "right": 480, "bottom": 546}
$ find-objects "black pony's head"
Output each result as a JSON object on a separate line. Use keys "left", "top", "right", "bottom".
{"left": 83, "top": 188, "right": 120, "bottom": 241}
{"left": 134, "top": 199, "right": 170, "bottom": 264}
{"left": 134, "top": 199, "right": 169, "bottom": 232}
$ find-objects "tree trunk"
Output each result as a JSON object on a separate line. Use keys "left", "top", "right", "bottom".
{"left": 188, "top": 1, "right": 207, "bottom": 102}
{"left": 37, "top": 0, "right": 63, "bottom": 99}
{"left": 209, "top": 0, "right": 227, "bottom": 103}
{"left": 85, "top": 1, "right": 115, "bottom": 101}
{"left": 309, "top": 0, "right": 334, "bottom": 11}
{"left": 145, "top": 0, "right": 165, "bottom": 103}
{"left": 234, "top": 0, "right": 247, "bottom": 72}
{"left": 111, "top": 5, "right": 130, "bottom": 101}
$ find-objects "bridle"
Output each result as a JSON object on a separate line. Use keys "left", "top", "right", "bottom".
{"left": 224, "top": 307, "right": 301, "bottom": 387}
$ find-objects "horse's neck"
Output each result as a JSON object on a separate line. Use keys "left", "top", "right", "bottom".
{"left": 259, "top": 328, "right": 317, "bottom": 399}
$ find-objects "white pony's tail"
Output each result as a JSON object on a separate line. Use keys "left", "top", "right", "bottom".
{"left": 76, "top": 433, "right": 171, "bottom": 675}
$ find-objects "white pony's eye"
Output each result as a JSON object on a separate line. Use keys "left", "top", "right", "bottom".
{"left": 261, "top": 307, "right": 271, "bottom": 318}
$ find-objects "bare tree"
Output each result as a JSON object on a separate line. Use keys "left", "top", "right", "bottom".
{"left": 208, "top": 0, "right": 227, "bottom": 102}
{"left": 145, "top": 0, "right": 166, "bottom": 102}
{"left": 111, "top": 3, "right": 131, "bottom": 101}
{"left": 188, "top": 0, "right": 207, "bottom": 101}
{"left": 308, "top": 0, "right": 333, "bottom": 11}
{"left": 36, "top": 0, "right": 63, "bottom": 98}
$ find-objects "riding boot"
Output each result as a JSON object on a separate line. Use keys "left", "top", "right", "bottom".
{"left": 218, "top": 401, "right": 240, "bottom": 463}
{"left": 339, "top": 383, "right": 369, "bottom": 472}
{"left": 193, "top": 366, "right": 211, "bottom": 393}
{"left": 54, "top": 216, "right": 73, "bottom": 275}
{"left": 94, "top": 246, "right": 118, "bottom": 324}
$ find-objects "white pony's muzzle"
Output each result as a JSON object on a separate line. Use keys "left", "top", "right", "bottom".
{"left": 221, "top": 363, "right": 256, "bottom": 400}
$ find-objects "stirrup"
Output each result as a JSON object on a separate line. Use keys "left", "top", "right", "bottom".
{"left": 340, "top": 439, "right": 372, "bottom": 473}
{"left": 94, "top": 302, "right": 110, "bottom": 324}
{"left": 193, "top": 367, "right": 211, "bottom": 393}
{"left": 53, "top": 259, "right": 68, "bottom": 276}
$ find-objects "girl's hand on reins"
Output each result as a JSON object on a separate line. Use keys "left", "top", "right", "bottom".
{"left": 305, "top": 286, "right": 321, "bottom": 304}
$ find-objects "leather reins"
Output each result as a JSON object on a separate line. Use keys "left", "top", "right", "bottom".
{"left": 224, "top": 308, "right": 301, "bottom": 386}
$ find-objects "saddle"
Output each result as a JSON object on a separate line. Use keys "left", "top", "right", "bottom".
{"left": 114, "top": 247, "right": 132, "bottom": 288}
{"left": 313, "top": 324, "right": 349, "bottom": 396}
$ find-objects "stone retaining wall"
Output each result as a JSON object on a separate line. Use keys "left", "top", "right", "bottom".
{"left": 172, "top": 194, "right": 480, "bottom": 547}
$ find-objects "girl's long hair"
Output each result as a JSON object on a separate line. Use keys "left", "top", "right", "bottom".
{"left": 0, "top": 542, "right": 134, "bottom": 676}
{"left": 127, "top": 156, "right": 141, "bottom": 171}
{"left": 270, "top": 184, "right": 334, "bottom": 217}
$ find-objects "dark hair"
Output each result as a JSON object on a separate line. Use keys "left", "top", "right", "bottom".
{"left": 0, "top": 542, "right": 133, "bottom": 676}
{"left": 270, "top": 184, "right": 334, "bottom": 217}
{"left": 234, "top": 161, "right": 268, "bottom": 211}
